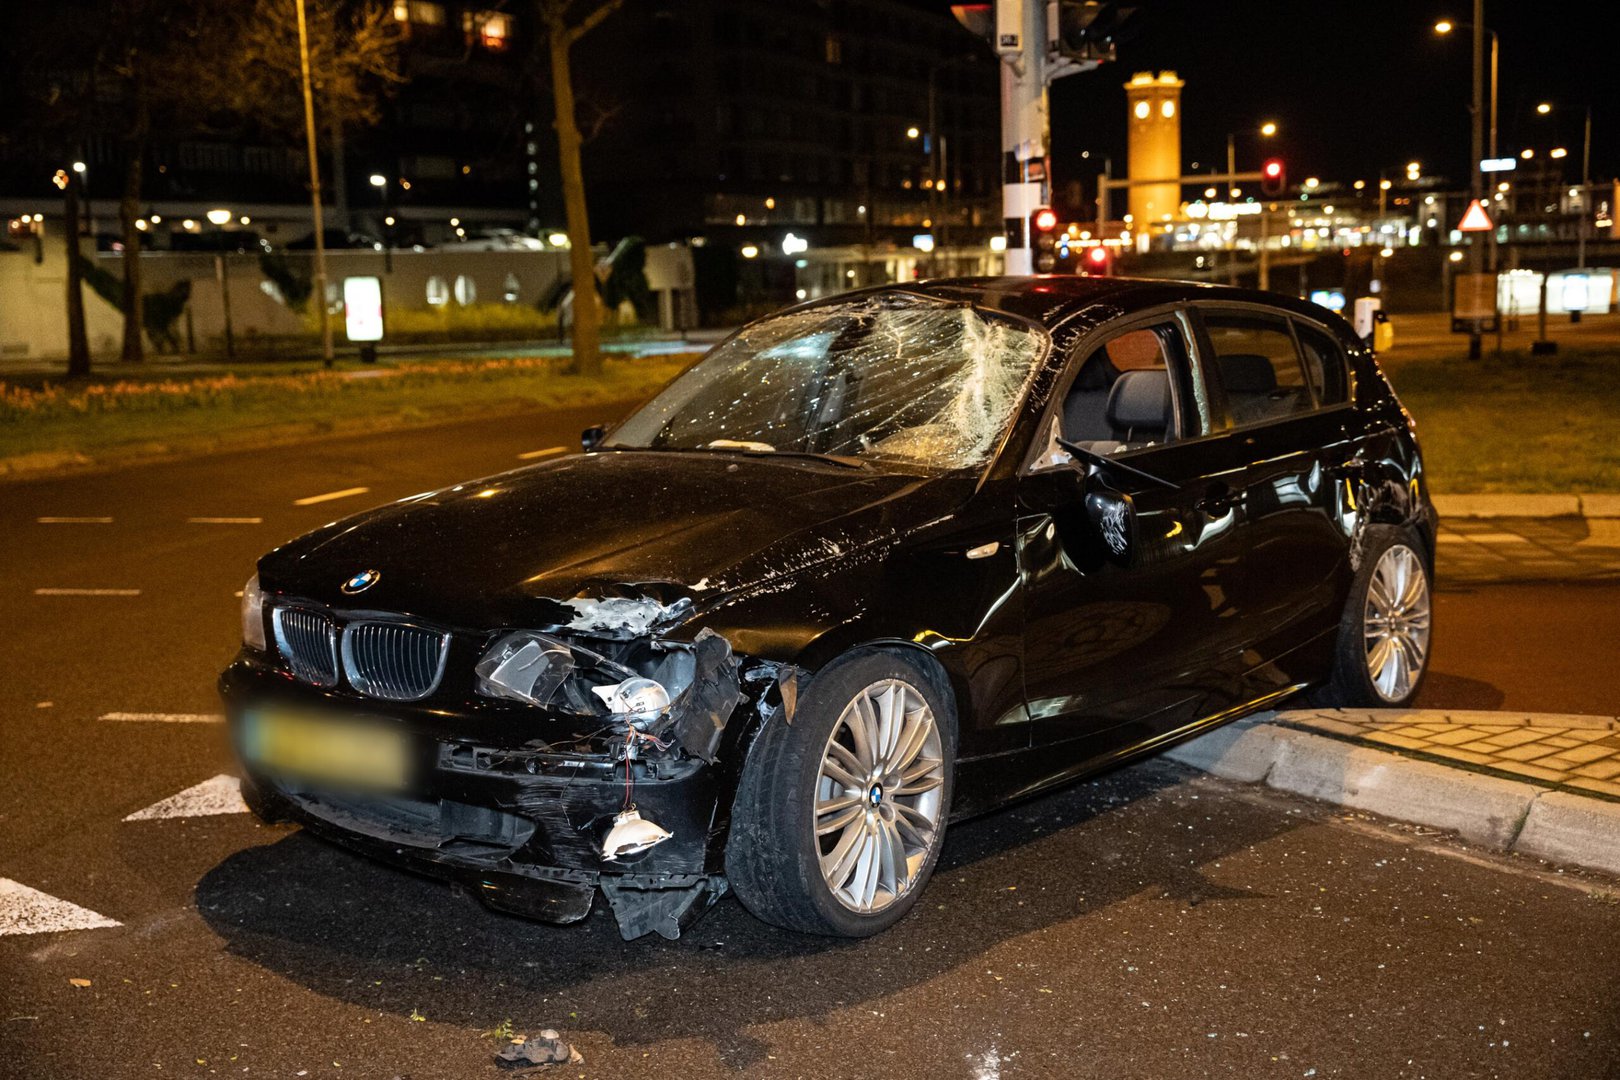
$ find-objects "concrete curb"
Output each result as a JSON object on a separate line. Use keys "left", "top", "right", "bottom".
{"left": 1166, "top": 711, "right": 1620, "bottom": 880}
{"left": 1432, "top": 493, "right": 1620, "bottom": 519}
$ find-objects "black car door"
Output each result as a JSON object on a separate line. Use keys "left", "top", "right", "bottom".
{"left": 1188, "top": 304, "right": 1361, "bottom": 695}
{"left": 1016, "top": 310, "right": 1258, "bottom": 783}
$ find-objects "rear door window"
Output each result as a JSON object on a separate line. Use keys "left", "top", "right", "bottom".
{"left": 1200, "top": 312, "right": 1314, "bottom": 427}
{"left": 1293, "top": 321, "right": 1351, "bottom": 406}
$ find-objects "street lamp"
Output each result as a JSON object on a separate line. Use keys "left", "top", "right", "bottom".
{"left": 1434, "top": 11, "right": 1496, "bottom": 357}
{"left": 1223, "top": 119, "right": 1279, "bottom": 284}
{"left": 1536, "top": 102, "right": 1552, "bottom": 115}
{"left": 369, "top": 173, "right": 392, "bottom": 272}
{"left": 205, "top": 209, "right": 236, "bottom": 359}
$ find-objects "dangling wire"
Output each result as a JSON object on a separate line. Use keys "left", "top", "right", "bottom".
{"left": 620, "top": 729, "right": 673, "bottom": 810}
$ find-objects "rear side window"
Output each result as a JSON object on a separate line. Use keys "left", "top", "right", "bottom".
{"left": 1201, "top": 312, "right": 1313, "bottom": 426}
{"left": 1293, "top": 322, "right": 1351, "bottom": 406}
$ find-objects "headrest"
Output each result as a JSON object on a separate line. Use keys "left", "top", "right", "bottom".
{"left": 1104, "top": 329, "right": 1163, "bottom": 371}
{"left": 1106, "top": 369, "right": 1171, "bottom": 433}
{"left": 1218, "top": 353, "right": 1277, "bottom": 393}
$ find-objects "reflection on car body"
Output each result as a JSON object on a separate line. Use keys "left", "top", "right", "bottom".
{"left": 221, "top": 277, "right": 1437, "bottom": 940}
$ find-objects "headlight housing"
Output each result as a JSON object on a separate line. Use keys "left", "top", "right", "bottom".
{"left": 241, "top": 573, "right": 267, "bottom": 651}
{"left": 474, "top": 632, "right": 578, "bottom": 706}
{"left": 474, "top": 630, "right": 685, "bottom": 724}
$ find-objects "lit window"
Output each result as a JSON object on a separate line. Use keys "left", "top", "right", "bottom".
{"left": 1134, "top": 101, "right": 1150, "bottom": 120}
{"left": 464, "top": 10, "right": 510, "bottom": 51}
{"left": 402, "top": 1, "right": 444, "bottom": 25}
{"left": 1160, "top": 100, "right": 1175, "bottom": 119}
{"left": 426, "top": 276, "right": 449, "bottom": 306}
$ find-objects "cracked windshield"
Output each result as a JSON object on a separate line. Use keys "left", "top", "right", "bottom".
{"left": 607, "top": 297, "right": 1047, "bottom": 469}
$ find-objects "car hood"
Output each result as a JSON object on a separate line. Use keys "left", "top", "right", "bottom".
{"left": 258, "top": 451, "right": 965, "bottom": 634}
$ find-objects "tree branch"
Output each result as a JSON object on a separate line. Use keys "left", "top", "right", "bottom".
{"left": 567, "top": 0, "right": 626, "bottom": 46}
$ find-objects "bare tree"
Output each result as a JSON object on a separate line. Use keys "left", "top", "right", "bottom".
{"left": 538, "top": 0, "right": 626, "bottom": 378}
{"left": 222, "top": 1, "right": 403, "bottom": 154}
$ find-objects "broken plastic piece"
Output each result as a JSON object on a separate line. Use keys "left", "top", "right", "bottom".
{"left": 474, "top": 632, "right": 575, "bottom": 706}
{"left": 601, "top": 876, "right": 729, "bottom": 940}
{"left": 590, "top": 676, "right": 670, "bottom": 718}
{"left": 601, "top": 808, "right": 672, "bottom": 861}
{"left": 561, "top": 595, "right": 693, "bottom": 637}
{"left": 494, "top": 1031, "right": 582, "bottom": 1069}
{"left": 669, "top": 629, "right": 743, "bottom": 761}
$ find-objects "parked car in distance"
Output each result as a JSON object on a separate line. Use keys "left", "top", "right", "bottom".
{"left": 221, "top": 277, "right": 1436, "bottom": 941}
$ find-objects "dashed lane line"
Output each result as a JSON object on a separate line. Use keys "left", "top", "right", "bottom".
{"left": 124, "top": 775, "right": 248, "bottom": 821}
{"left": 36, "top": 516, "right": 113, "bottom": 524}
{"left": 33, "top": 588, "right": 141, "bottom": 597}
{"left": 187, "top": 517, "right": 264, "bottom": 524}
{"left": 516, "top": 446, "right": 568, "bottom": 460}
{"left": 100, "top": 712, "right": 223, "bottom": 723}
{"left": 0, "top": 878, "right": 120, "bottom": 937}
{"left": 293, "top": 486, "right": 371, "bottom": 506}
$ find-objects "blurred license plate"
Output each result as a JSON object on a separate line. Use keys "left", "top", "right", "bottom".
{"left": 244, "top": 710, "right": 408, "bottom": 791}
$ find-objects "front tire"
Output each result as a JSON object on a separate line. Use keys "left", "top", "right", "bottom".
{"left": 726, "top": 648, "right": 955, "bottom": 937}
{"left": 1313, "top": 525, "right": 1433, "bottom": 708}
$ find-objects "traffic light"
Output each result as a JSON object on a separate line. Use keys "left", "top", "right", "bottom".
{"left": 1084, "top": 243, "right": 1113, "bottom": 276}
{"left": 1031, "top": 207, "right": 1060, "bottom": 272}
{"left": 1048, "top": 1, "right": 1138, "bottom": 64}
{"left": 1262, "top": 158, "right": 1286, "bottom": 197}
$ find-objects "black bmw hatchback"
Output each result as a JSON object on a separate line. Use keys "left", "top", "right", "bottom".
{"left": 221, "top": 277, "right": 1436, "bottom": 940}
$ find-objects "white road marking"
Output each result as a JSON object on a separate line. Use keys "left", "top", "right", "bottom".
{"left": 100, "top": 712, "right": 223, "bottom": 724}
{"left": 36, "top": 516, "right": 113, "bottom": 524}
{"left": 124, "top": 775, "right": 248, "bottom": 821}
{"left": 293, "top": 486, "right": 370, "bottom": 506}
{"left": 33, "top": 588, "right": 141, "bottom": 597}
{"left": 188, "top": 517, "right": 264, "bottom": 524}
{"left": 517, "top": 446, "right": 567, "bottom": 460}
{"left": 0, "top": 878, "right": 120, "bottom": 937}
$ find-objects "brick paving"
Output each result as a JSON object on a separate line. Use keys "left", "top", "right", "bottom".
{"left": 1276, "top": 708, "right": 1620, "bottom": 801}
{"left": 1437, "top": 515, "right": 1620, "bottom": 585}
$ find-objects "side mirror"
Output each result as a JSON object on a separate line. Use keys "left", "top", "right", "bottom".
{"left": 581, "top": 425, "right": 606, "bottom": 451}
{"left": 1084, "top": 489, "right": 1137, "bottom": 566}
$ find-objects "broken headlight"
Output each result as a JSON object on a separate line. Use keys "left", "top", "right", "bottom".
{"left": 474, "top": 631, "right": 686, "bottom": 726}
{"left": 474, "top": 632, "right": 580, "bottom": 707}
{"left": 241, "top": 573, "right": 267, "bottom": 651}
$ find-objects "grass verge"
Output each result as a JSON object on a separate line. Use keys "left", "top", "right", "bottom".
{"left": 3, "top": 345, "right": 1616, "bottom": 493}
{"left": 1381, "top": 348, "right": 1620, "bottom": 494}
{"left": 0, "top": 354, "right": 696, "bottom": 478}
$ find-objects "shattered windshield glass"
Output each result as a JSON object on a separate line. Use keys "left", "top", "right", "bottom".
{"left": 606, "top": 294, "right": 1048, "bottom": 470}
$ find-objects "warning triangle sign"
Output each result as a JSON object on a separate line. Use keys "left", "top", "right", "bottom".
{"left": 1458, "top": 199, "right": 1494, "bottom": 232}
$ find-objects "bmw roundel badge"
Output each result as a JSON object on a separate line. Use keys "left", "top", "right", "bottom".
{"left": 341, "top": 568, "right": 381, "bottom": 594}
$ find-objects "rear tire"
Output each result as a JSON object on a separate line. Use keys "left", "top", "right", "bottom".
{"left": 726, "top": 648, "right": 955, "bottom": 937}
{"left": 1311, "top": 525, "right": 1433, "bottom": 708}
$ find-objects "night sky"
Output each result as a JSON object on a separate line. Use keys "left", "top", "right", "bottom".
{"left": 921, "top": 1, "right": 1618, "bottom": 193}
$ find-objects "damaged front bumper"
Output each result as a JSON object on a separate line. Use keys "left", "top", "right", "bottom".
{"left": 219, "top": 655, "right": 750, "bottom": 940}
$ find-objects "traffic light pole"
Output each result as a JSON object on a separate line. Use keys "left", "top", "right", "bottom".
{"left": 998, "top": 0, "right": 1050, "bottom": 276}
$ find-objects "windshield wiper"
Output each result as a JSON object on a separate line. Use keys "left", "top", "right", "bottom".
{"left": 1056, "top": 437, "right": 1177, "bottom": 490}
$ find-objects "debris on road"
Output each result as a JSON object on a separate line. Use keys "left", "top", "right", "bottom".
{"left": 494, "top": 1030, "right": 583, "bottom": 1069}
{"left": 68, "top": 978, "right": 91, "bottom": 988}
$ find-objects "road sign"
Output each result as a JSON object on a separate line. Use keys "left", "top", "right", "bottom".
{"left": 1452, "top": 272, "right": 1499, "bottom": 331}
{"left": 1458, "top": 200, "right": 1494, "bottom": 232}
{"left": 1480, "top": 157, "right": 1517, "bottom": 173}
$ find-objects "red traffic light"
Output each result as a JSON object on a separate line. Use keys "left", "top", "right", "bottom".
{"left": 1262, "top": 158, "right": 1286, "bottom": 196}
{"left": 1032, "top": 207, "right": 1059, "bottom": 233}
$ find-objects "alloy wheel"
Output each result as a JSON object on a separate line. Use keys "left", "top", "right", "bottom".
{"left": 1364, "top": 544, "right": 1432, "bottom": 702}
{"left": 813, "top": 678, "right": 945, "bottom": 913}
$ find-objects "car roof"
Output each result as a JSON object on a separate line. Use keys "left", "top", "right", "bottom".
{"left": 879, "top": 275, "right": 1342, "bottom": 332}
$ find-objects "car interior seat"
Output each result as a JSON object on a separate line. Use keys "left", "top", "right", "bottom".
{"left": 1104, "top": 369, "right": 1173, "bottom": 445}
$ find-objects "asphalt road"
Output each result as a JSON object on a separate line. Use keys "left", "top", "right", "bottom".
{"left": 3, "top": 409, "right": 1618, "bottom": 1079}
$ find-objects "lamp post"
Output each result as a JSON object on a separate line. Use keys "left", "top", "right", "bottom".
{"left": 1435, "top": 10, "right": 1494, "bottom": 356}
{"left": 1224, "top": 120, "right": 1278, "bottom": 285}
{"left": 206, "top": 207, "right": 236, "bottom": 359}
{"left": 296, "top": 0, "right": 334, "bottom": 367}
{"left": 369, "top": 173, "right": 392, "bottom": 274}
